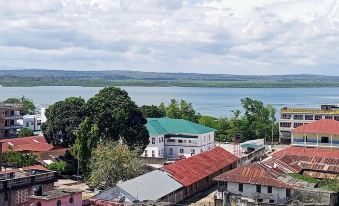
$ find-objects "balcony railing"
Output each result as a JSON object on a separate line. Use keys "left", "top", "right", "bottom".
{"left": 4, "top": 124, "right": 23, "bottom": 129}
{"left": 4, "top": 115, "right": 23, "bottom": 120}
{"left": 0, "top": 171, "right": 57, "bottom": 191}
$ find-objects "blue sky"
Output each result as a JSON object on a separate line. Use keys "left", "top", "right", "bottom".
{"left": 1, "top": 0, "right": 339, "bottom": 75}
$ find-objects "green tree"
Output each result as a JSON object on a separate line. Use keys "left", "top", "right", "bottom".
{"left": 4, "top": 96, "right": 36, "bottom": 115}
{"left": 140, "top": 105, "right": 165, "bottom": 118}
{"left": 71, "top": 118, "right": 99, "bottom": 176}
{"left": 42, "top": 97, "right": 87, "bottom": 147}
{"left": 86, "top": 87, "right": 149, "bottom": 149}
{"left": 47, "top": 161, "right": 71, "bottom": 174}
{"left": 87, "top": 141, "right": 146, "bottom": 189}
{"left": 18, "top": 128, "right": 34, "bottom": 137}
{"left": 3, "top": 150, "right": 38, "bottom": 167}
{"left": 161, "top": 99, "right": 200, "bottom": 123}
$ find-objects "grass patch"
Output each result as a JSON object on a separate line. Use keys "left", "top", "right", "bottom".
{"left": 288, "top": 173, "right": 319, "bottom": 184}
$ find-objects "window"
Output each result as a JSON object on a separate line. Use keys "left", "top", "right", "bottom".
{"left": 281, "top": 114, "right": 292, "bottom": 119}
{"left": 293, "top": 123, "right": 303, "bottom": 128}
{"left": 167, "top": 139, "right": 175, "bottom": 143}
{"left": 315, "top": 115, "right": 322, "bottom": 120}
{"left": 69, "top": 197, "right": 74, "bottom": 203}
{"left": 152, "top": 150, "right": 155, "bottom": 157}
{"left": 169, "top": 148, "right": 173, "bottom": 156}
{"left": 152, "top": 138, "right": 155, "bottom": 144}
{"left": 293, "top": 115, "right": 303, "bottom": 120}
{"left": 268, "top": 186, "right": 272, "bottom": 193}
{"left": 144, "top": 150, "right": 148, "bottom": 157}
{"left": 321, "top": 136, "right": 329, "bottom": 143}
{"left": 37, "top": 203, "right": 42, "bottom": 206}
{"left": 305, "top": 115, "right": 313, "bottom": 120}
{"left": 158, "top": 150, "right": 161, "bottom": 156}
{"left": 256, "top": 185, "right": 261, "bottom": 193}
{"left": 25, "top": 122, "right": 29, "bottom": 127}
{"left": 335, "top": 116, "right": 339, "bottom": 121}
{"left": 159, "top": 137, "right": 162, "bottom": 142}
{"left": 269, "top": 200, "right": 274, "bottom": 203}
{"left": 178, "top": 140, "right": 183, "bottom": 143}
{"left": 257, "top": 199, "right": 263, "bottom": 203}
{"left": 280, "top": 122, "right": 291, "bottom": 128}
{"left": 179, "top": 148, "right": 184, "bottom": 153}
{"left": 191, "top": 149, "right": 195, "bottom": 155}
{"left": 57, "top": 200, "right": 62, "bottom": 206}
{"left": 286, "top": 189, "right": 291, "bottom": 197}
{"left": 325, "top": 115, "right": 333, "bottom": 119}
{"left": 238, "top": 183, "right": 243, "bottom": 192}
{"left": 37, "top": 120, "right": 42, "bottom": 126}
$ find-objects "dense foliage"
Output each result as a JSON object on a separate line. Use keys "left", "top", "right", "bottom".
{"left": 87, "top": 141, "right": 146, "bottom": 189}
{"left": 47, "top": 161, "right": 71, "bottom": 174}
{"left": 158, "top": 99, "right": 200, "bottom": 123}
{"left": 3, "top": 96, "right": 36, "bottom": 115}
{"left": 42, "top": 97, "right": 87, "bottom": 147}
{"left": 71, "top": 118, "right": 100, "bottom": 176}
{"left": 140, "top": 105, "right": 165, "bottom": 118}
{"left": 86, "top": 87, "right": 149, "bottom": 149}
{"left": 18, "top": 128, "right": 35, "bottom": 137}
{"left": 3, "top": 150, "right": 38, "bottom": 168}
{"left": 198, "top": 98, "right": 278, "bottom": 142}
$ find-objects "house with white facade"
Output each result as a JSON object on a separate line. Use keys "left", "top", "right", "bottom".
{"left": 18, "top": 108, "right": 46, "bottom": 133}
{"left": 143, "top": 118, "right": 216, "bottom": 159}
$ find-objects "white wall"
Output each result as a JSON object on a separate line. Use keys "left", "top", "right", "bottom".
{"left": 142, "top": 131, "right": 215, "bottom": 159}
{"left": 227, "top": 182, "right": 289, "bottom": 203}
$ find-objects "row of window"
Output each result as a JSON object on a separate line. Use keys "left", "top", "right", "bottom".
{"left": 280, "top": 122, "right": 304, "bottom": 128}
{"left": 281, "top": 114, "right": 339, "bottom": 121}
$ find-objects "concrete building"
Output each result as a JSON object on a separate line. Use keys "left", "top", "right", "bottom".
{"left": 18, "top": 108, "right": 47, "bottom": 133}
{"left": 0, "top": 165, "right": 57, "bottom": 206}
{"left": 29, "top": 188, "right": 82, "bottom": 206}
{"left": 279, "top": 104, "right": 339, "bottom": 144}
{"left": 164, "top": 147, "right": 238, "bottom": 199}
{"left": 91, "top": 170, "right": 183, "bottom": 205}
{"left": 144, "top": 118, "right": 216, "bottom": 159}
{"left": 0, "top": 104, "right": 23, "bottom": 138}
{"left": 291, "top": 119, "right": 339, "bottom": 148}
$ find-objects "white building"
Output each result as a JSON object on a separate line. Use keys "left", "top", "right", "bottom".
{"left": 18, "top": 108, "right": 46, "bottom": 132}
{"left": 214, "top": 162, "right": 293, "bottom": 205}
{"left": 143, "top": 118, "right": 216, "bottom": 159}
{"left": 279, "top": 104, "right": 339, "bottom": 144}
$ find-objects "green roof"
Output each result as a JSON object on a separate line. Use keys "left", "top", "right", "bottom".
{"left": 146, "top": 117, "right": 216, "bottom": 136}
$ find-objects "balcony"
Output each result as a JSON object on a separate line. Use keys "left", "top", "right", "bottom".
{"left": 4, "top": 124, "right": 23, "bottom": 129}
{"left": 164, "top": 140, "right": 199, "bottom": 147}
{"left": 4, "top": 115, "right": 23, "bottom": 120}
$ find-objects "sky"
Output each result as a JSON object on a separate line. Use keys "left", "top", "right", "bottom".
{"left": 1, "top": 0, "right": 339, "bottom": 75}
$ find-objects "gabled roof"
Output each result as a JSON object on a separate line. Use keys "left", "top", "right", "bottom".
{"left": 117, "top": 170, "right": 183, "bottom": 201}
{"left": 214, "top": 162, "right": 291, "bottom": 188}
{"left": 146, "top": 118, "right": 216, "bottom": 136}
{"left": 164, "top": 147, "right": 239, "bottom": 187}
{"left": 293, "top": 119, "right": 339, "bottom": 134}
{"left": 272, "top": 147, "right": 339, "bottom": 159}
{"left": 0, "top": 135, "right": 54, "bottom": 152}
{"left": 0, "top": 165, "right": 49, "bottom": 175}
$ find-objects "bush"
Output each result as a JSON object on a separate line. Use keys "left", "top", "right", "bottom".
{"left": 47, "top": 161, "right": 71, "bottom": 174}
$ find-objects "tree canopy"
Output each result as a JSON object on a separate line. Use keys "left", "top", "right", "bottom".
{"left": 71, "top": 117, "right": 99, "bottom": 176}
{"left": 87, "top": 141, "right": 146, "bottom": 189}
{"left": 86, "top": 87, "right": 149, "bottom": 149}
{"left": 2, "top": 149, "right": 38, "bottom": 168}
{"left": 18, "top": 128, "right": 35, "bottom": 137}
{"left": 159, "top": 99, "right": 200, "bottom": 123}
{"left": 3, "top": 96, "right": 36, "bottom": 115}
{"left": 140, "top": 105, "right": 165, "bottom": 118}
{"left": 42, "top": 97, "right": 87, "bottom": 147}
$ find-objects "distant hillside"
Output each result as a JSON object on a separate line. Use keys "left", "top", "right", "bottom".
{"left": 1, "top": 69, "right": 339, "bottom": 88}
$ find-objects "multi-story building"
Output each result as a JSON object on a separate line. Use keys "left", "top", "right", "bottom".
{"left": 18, "top": 108, "right": 47, "bottom": 133}
{"left": 0, "top": 104, "right": 23, "bottom": 138}
{"left": 0, "top": 165, "right": 57, "bottom": 206}
{"left": 143, "top": 118, "right": 216, "bottom": 159}
{"left": 279, "top": 104, "right": 339, "bottom": 144}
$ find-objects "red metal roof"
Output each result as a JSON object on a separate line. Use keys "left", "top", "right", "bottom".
{"left": 293, "top": 119, "right": 339, "bottom": 134}
{"left": 163, "top": 147, "right": 239, "bottom": 187}
{"left": 0, "top": 135, "right": 54, "bottom": 152}
{"left": 272, "top": 147, "right": 339, "bottom": 159}
{"left": 0, "top": 165, "right": 49, "bottom": 175}
{"left": 214, "top": 162, "right": 291, "bottom": 188}
{"left": 37, "top": 148, "right": 69, "bottom": 162}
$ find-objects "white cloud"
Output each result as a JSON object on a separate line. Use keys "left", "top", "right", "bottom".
{"left": 0, "top": 0, "right": 339, "bottom": 74}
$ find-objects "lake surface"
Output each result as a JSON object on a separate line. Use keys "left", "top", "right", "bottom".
{"left": 1, "top": 86, "right": 339, "bottom": 117}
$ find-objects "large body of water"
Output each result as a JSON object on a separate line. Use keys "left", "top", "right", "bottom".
{"left": 1, "top": 86, "right": 339, "bottom": 117}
